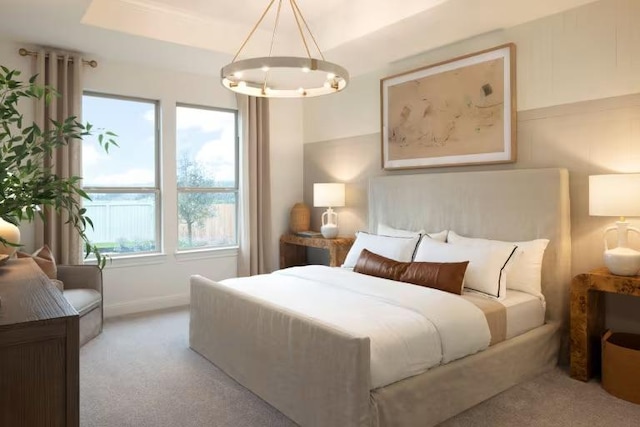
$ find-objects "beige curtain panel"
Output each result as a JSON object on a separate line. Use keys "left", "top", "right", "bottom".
{"left": 237, "top": 94, "right": 272, "bottom": 276}
{"left": 34, "top": 50, "right": 84, "bottom": 265}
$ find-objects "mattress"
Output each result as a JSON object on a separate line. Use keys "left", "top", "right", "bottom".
{"left": 500, "top": 290, "right": 546, "bottom": 339}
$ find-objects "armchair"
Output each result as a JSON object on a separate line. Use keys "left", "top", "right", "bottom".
{"left": 58, "top": 265, "right": 103, "bottom": 346}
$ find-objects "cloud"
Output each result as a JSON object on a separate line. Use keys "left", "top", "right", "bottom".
{"left": 143, "top": 109, "right": 155, "bottom": 122}
{"left": 91, "top": 169, "right": 155, "bottom": 187}
{"left": 82, "top": 144, "right": 102, "bottom": 168}
{"left": 176, "top": 107, "right": 235, "bottom": 133}
{"left": 195, "top": 127, "right": 236, "bottom": 183}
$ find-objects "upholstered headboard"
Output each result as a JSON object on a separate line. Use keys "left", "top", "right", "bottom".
{"left": 368, "top": 168, "right": 571, "bottom": 325}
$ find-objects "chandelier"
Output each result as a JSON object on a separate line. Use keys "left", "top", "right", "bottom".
{"left": 221, "top": 0, "right": 349, "bottom": 98}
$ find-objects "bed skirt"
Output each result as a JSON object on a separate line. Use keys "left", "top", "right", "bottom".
{"left": 370, "top": 321, "right": 560, "bottom": 427}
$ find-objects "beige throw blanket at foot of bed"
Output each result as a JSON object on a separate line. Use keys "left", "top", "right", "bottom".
{"left": 462, "top": 293, "right": 507, "bottom": 345}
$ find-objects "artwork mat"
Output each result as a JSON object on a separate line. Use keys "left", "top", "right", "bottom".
{"left": 380, "top": 43, "right": 516, "bottom": 170}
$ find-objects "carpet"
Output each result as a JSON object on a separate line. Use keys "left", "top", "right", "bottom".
{"left": 80, "top": 307, "right": 640, "bottom": 426}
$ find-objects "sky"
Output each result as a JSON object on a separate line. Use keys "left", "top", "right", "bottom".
{"left": 82, "top": 95, "right": 237, "bottom": 188}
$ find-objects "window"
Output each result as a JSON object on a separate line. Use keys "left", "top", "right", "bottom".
{"left": 82, "top": 93, "right": 160, "bottom": 256}
{"left": 176, "top": 104, "right": 238, "bottom": 250}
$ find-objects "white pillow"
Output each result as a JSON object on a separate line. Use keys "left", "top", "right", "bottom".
{"left": 377, "top": 223, "right": 423, "bottom": 238}
{"left": 342, "top": 232, "right": 420, "bottom": 268}
{"left": 447, "top": 231, "right": 549, "bottom": 298}
{"left": 413, "top": 236, "right": 518, "bottom": 300}
{"left": 426, "top": 230, "right": 448, "bottom": 242}
{"left": 377, "top": 224, "right": 448, "bottom": 242}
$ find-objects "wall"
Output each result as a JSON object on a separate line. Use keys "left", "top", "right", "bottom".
{"left": 269, "top": 99, "right": 305, "bottom": 272}
{"left": 302, "top": 0, "right": 640, "bottom": 332}
{"left": 1, "top": 37, "right": 303, "bottom": 316}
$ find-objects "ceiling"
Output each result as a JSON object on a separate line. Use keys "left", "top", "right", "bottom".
{"left": 1, "top": 0, "right": 599, "bottom": 78}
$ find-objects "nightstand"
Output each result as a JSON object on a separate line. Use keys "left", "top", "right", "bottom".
{"left": 570, "top": 268, "right": 640, "bottom": 381}
{"left": 279, "top": 234, "right": 354, "bottom": 269}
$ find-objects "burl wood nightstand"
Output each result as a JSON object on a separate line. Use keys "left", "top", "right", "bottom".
{"left": 279, "top": 234, "right": 354, "bottom": 269}
{"left": 570, "top": 268, "right": 640, "bottom": 381}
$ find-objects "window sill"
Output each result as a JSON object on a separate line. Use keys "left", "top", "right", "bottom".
{"left": 85, "top": 252, "right": 168, "bottom": 269}
{"left": 174, "top": 246, "right": 239, "bottom": 262}
{"left": 83, "top": 247, "right": 239, "bottom": 268}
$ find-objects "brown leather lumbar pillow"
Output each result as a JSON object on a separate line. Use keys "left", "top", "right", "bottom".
{"left": 400, "top": 261, "right": 469, "bottom": 295}
{"left": 354, "top": 248, "right": 469, "bottom": 295}
{"left": 353, "top": 249, "right": 409, "bottom": 281}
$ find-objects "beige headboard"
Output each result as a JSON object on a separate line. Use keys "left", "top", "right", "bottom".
{"left": 368, "top": 168, "right": 571, "bottom": 325}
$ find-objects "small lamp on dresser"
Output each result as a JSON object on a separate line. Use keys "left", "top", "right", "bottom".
{"left": 589, "top": 174, "right": 640, "bottom": 276}
{"left": 313, "top": 183, "right": 345, "bottom": 239}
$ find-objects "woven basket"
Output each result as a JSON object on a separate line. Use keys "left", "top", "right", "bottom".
{"left": 289, "top": 203, "right": 310, "bottom": 233}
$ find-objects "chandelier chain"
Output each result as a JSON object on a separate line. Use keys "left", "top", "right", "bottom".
{"left": 290, "top": 0, "right": 312, "bottom": 59}
{"left": 290, "top": 0, "right": 325, "bottom": 61}
{"left": 232, "top": 0, "right": 277, "bottom": 62}
{"left": 268, "top": 0, "right": 284, "bottom": 58}
{"left": 263, "top": 0, "right": 284, "bottom": 93}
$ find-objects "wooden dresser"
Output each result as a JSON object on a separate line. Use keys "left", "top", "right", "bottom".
{"left": 0, "top": 258, "right": 79, "bottom": 427}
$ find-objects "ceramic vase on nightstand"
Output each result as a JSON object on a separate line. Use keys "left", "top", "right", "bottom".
{"left": 0, "top": 217, "right": 20, "bottom": 256}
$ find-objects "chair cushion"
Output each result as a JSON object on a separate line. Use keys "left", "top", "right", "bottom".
{"left": 63, "top": 289, "right": 101, "bottom": 316}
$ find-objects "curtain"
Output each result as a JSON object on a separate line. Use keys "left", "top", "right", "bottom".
{"left": 34, "top": 50, "right": 84, "bottom": 265}
{"left": 237, "top": 94, "right": 272, "bottom": 276}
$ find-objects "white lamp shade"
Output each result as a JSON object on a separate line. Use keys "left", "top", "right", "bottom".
{"left": 589, "top": 174, "right": 640, "bottom": 217}
{"left": 313, "top": 183, "right": 345, "bottom": 208}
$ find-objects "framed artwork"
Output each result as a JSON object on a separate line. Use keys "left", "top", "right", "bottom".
{"left": 380, "top": 43, "right": 516, "bottom": 170}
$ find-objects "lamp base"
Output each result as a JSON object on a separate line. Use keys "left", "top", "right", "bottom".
{"left": 604, "top": 247, "right": 640, "bottom": 276}
{"left": 0, "top": 218, "right": 20, "bottom": 256}
{"left": 320, "top": 224, "right": 339, "bottom": 239}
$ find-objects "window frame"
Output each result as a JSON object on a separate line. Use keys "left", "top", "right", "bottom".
{"left": 175, "top": 102, "right": 239, "bottom": 252}
{"left": 82, "top": 91, "right": 162, "bottom": 257}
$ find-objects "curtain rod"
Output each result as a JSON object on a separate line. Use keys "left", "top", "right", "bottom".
{"left": 18, "top": 48, "right": 98, "bottom": 68}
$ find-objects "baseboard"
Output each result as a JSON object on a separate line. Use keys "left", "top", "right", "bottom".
{"left": 104, "top": 293, "right": 189, "bottom": 318}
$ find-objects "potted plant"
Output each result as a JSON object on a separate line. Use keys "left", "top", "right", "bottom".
{"left": 0, "top": 66, "right": 116, "bottom": 268}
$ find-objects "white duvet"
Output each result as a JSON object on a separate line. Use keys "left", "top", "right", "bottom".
{"left": 219, "top": 265, "right": 491, "bottom": 389}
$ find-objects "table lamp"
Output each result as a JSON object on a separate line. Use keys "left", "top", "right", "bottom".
{"left": 589, "top": 174, "right": 640, "bottom": 276}
{"left": 313, "top": 183, "right": 345, "bottom": 239}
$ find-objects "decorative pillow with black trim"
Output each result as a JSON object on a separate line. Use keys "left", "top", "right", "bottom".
{"left": 413, "top": 236, "right": 517, "bottom": 300}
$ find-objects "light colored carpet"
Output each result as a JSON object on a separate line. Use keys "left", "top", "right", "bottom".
{"left": 81, "top": 308, "right": 640, "bottom": 427}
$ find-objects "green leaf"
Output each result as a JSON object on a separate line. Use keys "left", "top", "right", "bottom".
{"left": 0, "top": 65, "right": 117, "bottom": 270}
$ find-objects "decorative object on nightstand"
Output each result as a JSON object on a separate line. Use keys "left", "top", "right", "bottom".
{"left": 589, "top": 174, "right": 640, "bottom": 276}
{"left": 0, "top": 217, "right": 20, "bottom": 256}
{"left": 289, "top": 202, "right": 311, "bottom": 233}
{"left": 313, "top": 183, "right": 345, "bottom": 239}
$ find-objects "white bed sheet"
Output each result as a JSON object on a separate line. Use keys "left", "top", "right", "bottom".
{"left": 219, "top": 265, "right": 491, "bottom": 389}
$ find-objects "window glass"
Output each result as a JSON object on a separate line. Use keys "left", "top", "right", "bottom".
{"left": 84, "top": 193, "right": 158, "bottom": 254}
{"left": 176, "top": 105, "right": 237, "bottom": 250}
{"left": 82, "top": 95, "right": 156, "bottom": 187}
{"left": 82, "top": 94, "right": 160, "bottom": 256}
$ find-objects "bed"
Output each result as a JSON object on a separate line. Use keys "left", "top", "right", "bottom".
{"left": 189, "top": 168, "right": 571, "bottom": 427}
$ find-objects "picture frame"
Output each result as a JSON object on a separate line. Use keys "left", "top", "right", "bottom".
{"left": 380, "top": 43, "right": 516, "bottom": 170}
